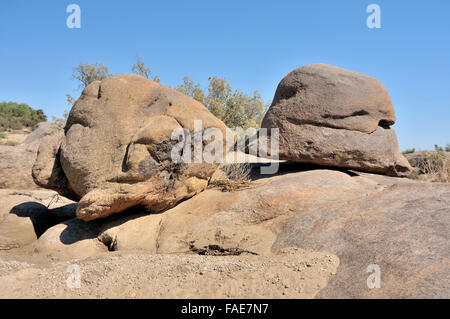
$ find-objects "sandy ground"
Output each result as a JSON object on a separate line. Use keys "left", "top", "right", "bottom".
{"left": 0, "top": 247, "right": 338, "bottom": 299}
{"left": 0, "top": 131, "right": 29, "bottom": 145}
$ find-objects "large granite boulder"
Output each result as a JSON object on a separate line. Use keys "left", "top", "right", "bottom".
{"left": 33, "top": 74, "right": 228, "bottom": 221}
{"left": 261, "top": 63, "right": 412, "bottom": 177}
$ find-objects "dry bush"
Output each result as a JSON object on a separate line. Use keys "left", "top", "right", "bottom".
{"left": 209, "top": 163, "right": 253, "bottom": 191}
{"left": 409, "top": 150, "right": 449, "bottom": 183}
{"left": 222, "top": 163, "right": 252, "bottom": 182}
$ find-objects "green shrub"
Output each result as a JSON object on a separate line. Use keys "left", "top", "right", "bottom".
{"left": 434, "top": 144, "right": 444, "bottom": 151}
{"left": 0, "top": 102, "right": 47, "bottom": 131}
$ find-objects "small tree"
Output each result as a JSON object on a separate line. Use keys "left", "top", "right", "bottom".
{"left": 66, "top": 62, "right": 111, "bottom": 113}
{"left": 72, "top": 62, "right": 111, "bottom": 89}
{"left": 66, "top": 94, "right": 75, "bottom": 106}
{"left": 52, "top": 109, "right": 69, "bottom": 130}
{"left": 176, "top": 76, "right": 205, "bottom": 104}
{"left": 176, "top": 76, "right": 268, "bottom": 129}
{"left": 131, "top": 56, "right": 160, "bottom": 83}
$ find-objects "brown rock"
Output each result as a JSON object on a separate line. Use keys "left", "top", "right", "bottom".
{"left": 261, "top": 63, "right": 412, "bottom": 176}
{"left": 32, "top": 131, "right": 78, "bottom": 200}
{"left": 96, "top": 164, "right": 449, "bottom": 298}
{"left": 6, "top": 163, "right": 448, "bottom": 298}
{"left": 33, "top": 74, "right": 228, "bottom": 221}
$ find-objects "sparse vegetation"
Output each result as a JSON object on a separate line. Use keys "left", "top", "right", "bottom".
{"left": 72, "top": 62, "right": 111, "bottom": 89}
{"left": 209, "top": 163, "right": 254, "bottom": 191}
{"left": 66, "top": 94, "right": 75, "bottom": 107}
{"left": 0, "top": 140, "right": 20, "bottom": 146}
{"left": 65, "top": 62, "right": 113, "bottom": 110}
{"left": 131, "top": 56, "right": 160, "bottom": 82}
{"left": 420, "top": 151, "right": 449, "bottom": 182}
{"left": 434, "top": 144, "right": 444, "bottom": 152}
{"left": 66, "top": 61, "right": 268, "bottom": 130}
{"left": 51, "top": 109, "right": 69, "bottom": 130}
{"left": 407, "top": 147, "right": 449, "bottom": 183}
{"left": 223, "top": 163, "right": 253, "bottom": 182}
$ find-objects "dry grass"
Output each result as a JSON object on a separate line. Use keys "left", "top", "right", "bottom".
{"left": 408, "top": 150, "right": 449, "bottom": 183}
{"left": 209, "top": 163, "right": 254, "bottom": 191}
{"left": 0, "top": 129, "right": 29, "bottom": 146}
{"left": 0, "top": 140, "right": 20, "bottom": 146}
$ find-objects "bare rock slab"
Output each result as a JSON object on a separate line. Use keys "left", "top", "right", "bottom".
{"left": 97, "top": 168, "right": 449, "bottom": 298}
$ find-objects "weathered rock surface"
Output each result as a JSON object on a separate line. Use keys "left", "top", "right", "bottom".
{"left": 0, "top": 189, "right": 75, "bottom": 249}
{"left": 2, "top": 165, "right": 448, "bottom": 298}
{"left": 32, "top": 218, "right": 107, "bottom": 259}
{"left": 0, "top": 122, "right": 59, "bottom": 189}
{"left": 33, "top": 74, "right": 228, "bottom": 221}
{"left": 94, "top": 165, "right": 449, "bottom": 298}
{"left": 261, "top": 63, "right": 412, "bottom": 177}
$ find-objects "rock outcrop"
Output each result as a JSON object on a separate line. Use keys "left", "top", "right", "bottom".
{"left": 33, "top": 74, "right": 228, "bottom": 221}
{"left": 0, "top": 122, "right": 59, "bottom": 189}
{"left": 0, "top": 163, "right": 450, "bottom": 298}
{"left": 26, "top": 163, "right": 450, "bottom": 298}
{"left": 1, "top": 66, "right": 446, "bottom": 299}
{"left": 261, "top": 63, "right": 412, "bottom": 177}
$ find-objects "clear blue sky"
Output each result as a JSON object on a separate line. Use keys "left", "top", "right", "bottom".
{"left": 0, "top": 0, "right": 448, "bottom": 150}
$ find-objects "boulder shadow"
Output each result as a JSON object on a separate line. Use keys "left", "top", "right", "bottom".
{"left": 248, "top": 161, "right": 360, "bottom": 181}
{"left": 10, "top": 202, "right": 77, "bottom": 238}
{"left": 58, "top": 218, "right": 101, "bottom": 245}
{"left": 97, "top": 205, "right": 155, "bottom": 230}
{"left": 58, "top": 206, "right": 150, "bottom": 245}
